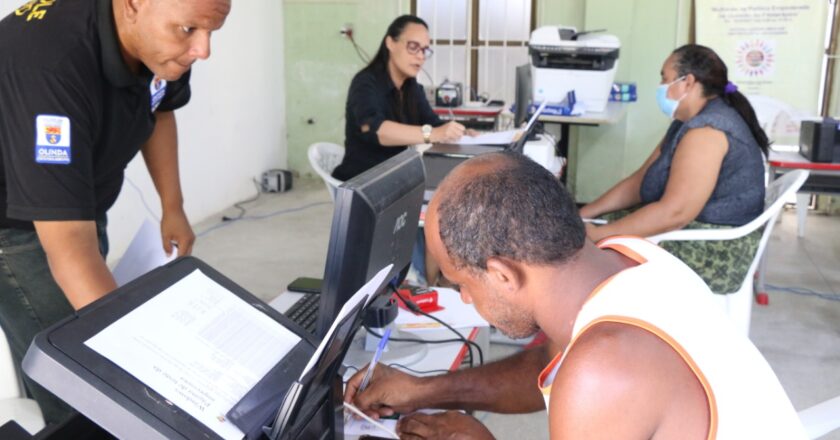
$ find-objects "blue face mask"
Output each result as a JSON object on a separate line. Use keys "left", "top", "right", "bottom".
{"left": 656, "top": 76, "right": 686, "bottom": 119}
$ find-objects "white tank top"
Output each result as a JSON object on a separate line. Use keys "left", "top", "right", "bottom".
{"left": 537, "top": 236, "right": 806, "bottom": 439}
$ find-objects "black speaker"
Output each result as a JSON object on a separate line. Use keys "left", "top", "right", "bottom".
{"left": 799, "top": 118, "right": 840, "bottom": 163}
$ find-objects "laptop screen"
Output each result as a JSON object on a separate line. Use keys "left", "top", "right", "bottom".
{"left": 509, "top": 101, "right": 547, "bottom": 153}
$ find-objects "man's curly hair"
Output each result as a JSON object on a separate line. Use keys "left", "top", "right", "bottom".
{"left": 436, "top": 152, "right": 585, "bottom": 271}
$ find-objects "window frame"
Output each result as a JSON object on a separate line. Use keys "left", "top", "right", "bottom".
{"left": 411, "top": 0, "right": 537, "bottom": 99}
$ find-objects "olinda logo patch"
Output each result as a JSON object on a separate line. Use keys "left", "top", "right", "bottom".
{"left": 150, "top": 76, "right": 167, "bottom": 112}
{"left": 35, "top": 114, "right": 71, "bottom": 164}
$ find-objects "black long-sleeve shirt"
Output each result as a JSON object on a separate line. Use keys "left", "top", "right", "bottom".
{"left": 332, "top": 67, "right": 441, "bottom": 181}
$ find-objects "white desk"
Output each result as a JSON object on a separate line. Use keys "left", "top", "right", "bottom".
{"left": 537, "top": 101, "right": 628, "bottom": 183}
{"left": 269, "top": 290, "right": 489, "bottom": 439}
{"left": 269, "top": 291, "right": 489, "bottom": 376}
{"left": 537, "top": 101, "right": 627, "bottom": 125}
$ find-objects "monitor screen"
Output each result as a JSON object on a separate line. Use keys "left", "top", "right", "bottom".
{"left": 315, "top": 150, "right": 425, "bottom": 337}
{"left": 514, "top": 63, "right": 532, "bottom": 128}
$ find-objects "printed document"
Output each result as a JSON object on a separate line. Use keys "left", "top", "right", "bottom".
{"left": 86, "top": 270, "right": 301, "bottom": 440}
{"left": 454, "top": 129, "right": 521, "bottom": 145}
{"left": 112, "top": 219, "right": 177, "bottom": 286}
{"left": 452, "top": 101, "right": 548, "bottom": 145}
{"left": 299, "top": 264, "right": 394, "bottom": 380}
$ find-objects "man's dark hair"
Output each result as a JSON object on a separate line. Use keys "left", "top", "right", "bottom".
{"left": 437, "top": 152, "right": 585, "bottom": 271}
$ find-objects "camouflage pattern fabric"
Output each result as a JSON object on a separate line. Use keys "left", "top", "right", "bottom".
{"left": 659, "top": 221, "right": 762, "bottom": 294}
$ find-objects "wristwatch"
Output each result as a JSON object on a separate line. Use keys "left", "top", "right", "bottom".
{"left": 421, "top": 124, "right": 432, "bottom": 144}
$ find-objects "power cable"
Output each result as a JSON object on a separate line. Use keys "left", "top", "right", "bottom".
{"left": 764, "top": 283, "right": 840, "bottom": 302}
{"left": 387, "top": 284, "right": 484, "bottom": 367}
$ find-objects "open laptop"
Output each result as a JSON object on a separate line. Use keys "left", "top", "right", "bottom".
{"left": 422, "top": 101, "right": 548, "bottom": 195}
{"left": 508, "top": 101, "right": 547, "bottom": 153}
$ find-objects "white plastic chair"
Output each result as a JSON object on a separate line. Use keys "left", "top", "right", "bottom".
{"left": 648, "top": 169, "right": 809, "bottom": 337}
{"left": 0, "top": 326, "right": 44, "bottom": 434}
{"left": 307, "top": 142, "right": 345, "bottom": 201}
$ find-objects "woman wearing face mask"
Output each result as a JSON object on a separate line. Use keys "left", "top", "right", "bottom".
{"left": 332, "top": 15, "right": 469, "bottom": 180}
{"left": 579, "top": 44, "right": 767, "bottom": 293}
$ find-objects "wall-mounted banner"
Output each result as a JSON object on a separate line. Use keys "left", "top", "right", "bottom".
{"left": 696, "top": 0, "right": 829, "bottom": 144}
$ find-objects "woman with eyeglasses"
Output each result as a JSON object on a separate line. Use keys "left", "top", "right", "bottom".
{"left": 332, "top": 15, "right": 469, "bottom": 181}
{"left": 579, "top": 44, "right": 768, "bottom": 294}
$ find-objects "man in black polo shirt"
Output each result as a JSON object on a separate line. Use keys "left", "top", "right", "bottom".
{"left": 0, "top": 0, "right": 231, "bottom": 424}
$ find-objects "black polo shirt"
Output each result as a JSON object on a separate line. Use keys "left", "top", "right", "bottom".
{"left": 332, "top": 67, "right": 442, "bottom": 180}
{"left": 0, "top": 0, "right": 191, "bottom": 230}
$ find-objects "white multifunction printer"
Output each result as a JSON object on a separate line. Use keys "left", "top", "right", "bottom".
{"left": 529, "top": 26, "right": 620, "bottom": 112}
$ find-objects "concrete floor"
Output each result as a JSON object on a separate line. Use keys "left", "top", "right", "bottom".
{"left": 191, "top": 177, "right": 840, "bottom": 439}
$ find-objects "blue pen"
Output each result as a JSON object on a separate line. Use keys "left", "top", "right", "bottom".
{"left": 358, "top": 327, "right": 391, "bottom": 394}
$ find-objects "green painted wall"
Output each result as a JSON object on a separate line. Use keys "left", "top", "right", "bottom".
{"left": 284, "top": 0, "right": 587, "bottom": 177}
{"left": 282, "top": 0, "right": 691, "bottom": 194}
{"left": 570, "top": 0, "right": 691, "bottom": 201}
{"left": 537, "top": 0, "right": 585, "bottom": 29}
{"left": 283, "top": 0, "right": 410, "bottom": 176}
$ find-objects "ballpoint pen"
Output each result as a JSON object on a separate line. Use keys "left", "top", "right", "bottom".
{"left": 581, "top": 217, "right": 608, "bottom": 225}
{"left": 346, "top": 327, "right": 392, "bottom": 423}
{"left": 358, "top": 327, "right": 391, "bottom": 394}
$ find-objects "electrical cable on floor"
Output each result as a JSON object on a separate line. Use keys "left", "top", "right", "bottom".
{"left": 196, "top": 201, "right": 331, "bottom": 238}
{"left": 127, "top": 176, "right": 329, "bottom": 238}
{"left": 222, "top": 178, "right": 263, "bottom": 222}
{"left": 764, "top": 284, "right": 840, "bottom": 302}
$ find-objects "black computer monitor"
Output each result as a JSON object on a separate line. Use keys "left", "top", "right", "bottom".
{"left": 514, "top": 63, "right": 532, "bottom": 128}
{"left": 315, "top": 150, "right": 425, "bottom": 338}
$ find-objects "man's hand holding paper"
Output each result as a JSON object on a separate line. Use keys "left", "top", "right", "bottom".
{"left": 344, "top": 363, "right": 424, "bottom": 419}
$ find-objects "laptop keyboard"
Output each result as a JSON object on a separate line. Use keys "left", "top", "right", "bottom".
{"left": 283, "top": 294, "right": 320, "bottom": 335}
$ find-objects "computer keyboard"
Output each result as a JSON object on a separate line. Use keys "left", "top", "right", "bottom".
{"left": 283, "top": 294, "right": 320, "bottom": 335}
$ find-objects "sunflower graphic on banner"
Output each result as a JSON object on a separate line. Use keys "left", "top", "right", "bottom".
{"left": 696, "top": 0, "right": 829, "bottom": 144}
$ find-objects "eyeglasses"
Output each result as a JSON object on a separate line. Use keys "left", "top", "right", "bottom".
{"left": 404, "top": 40, "right": 434, "bottom": 58}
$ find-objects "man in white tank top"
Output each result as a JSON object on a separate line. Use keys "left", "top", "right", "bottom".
{"left": 344, "top": 152, "right": 806, "bottom": 439}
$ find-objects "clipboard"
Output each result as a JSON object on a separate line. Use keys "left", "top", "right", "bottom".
{"left": 261, "top": 294, "right": 369, "bottom": 439}
{"left": 22, "top": 257, "right": 318, "bottom": 440}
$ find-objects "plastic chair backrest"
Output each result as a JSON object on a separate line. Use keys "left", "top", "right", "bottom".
{"left": 648, "top": 170, "right": 808, "bottom": 243}
{"left": 307, "top": 142, "right": 345, "bottom": 201}
{"left": 743, "top": 169, "right": 810, "bottom": 288}
{"left": 648, "top": 169, "right": 809, "bottom": 293}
